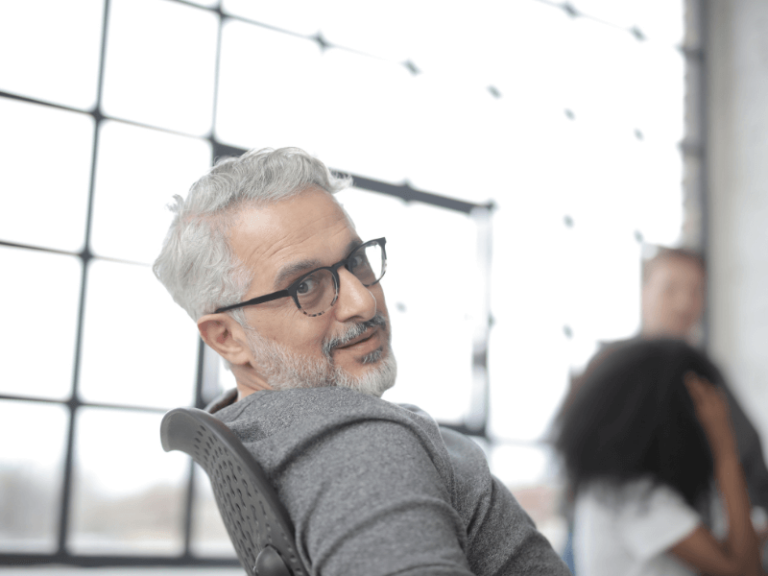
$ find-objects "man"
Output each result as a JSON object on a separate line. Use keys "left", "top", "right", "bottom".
{"left": 154, "top": 147, "right": 568, "bottom": 575}
{"left": 640, "top": 247, "right": 706, "bottom": 342}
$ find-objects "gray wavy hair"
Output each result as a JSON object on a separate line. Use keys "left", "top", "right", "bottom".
{"left": 153, "top": 147, "right": 352, "bottom": 324}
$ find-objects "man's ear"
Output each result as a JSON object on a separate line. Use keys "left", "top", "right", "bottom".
{"left": 197, "top": 313, "right": 252, "bottom": 366}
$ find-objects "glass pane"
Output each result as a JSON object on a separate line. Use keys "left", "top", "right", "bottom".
{"left": 479, "top": 1, "right": 570, "bottom": 108}
{"left": 488, "top": 223, "right": 642, "bottom": 440}
{"left": 90, "top": 120, "right": 212, "bottom": 264}
{"left": 404, "top": 75, "right": 497, "bottom": 203}
{"left": 0, "top": 247, "right": 81, "bottom": 400}
{"left": 570, "top": 0, "right": 643, "bottom": 29}
{"left": 0, "top": 0, "right": 104, "bottom": 110}
{"left": 488, "top": 171, "right": 572, "bottom": 443}
{"left": 69, "top": 408, "right": 188, "bottom": 555}
{"left": 222, "top": 0, "right": 320, "bottom": 36}
{"left": 573, "top": 0, "right": 684, "bottom": 45}
{"left": 0, "top": 97, "right": 93, "bottom": 252}
{"left": 488, "top": 316, "right": 571, "bottom": 443}
{"left": 633, "top": 146, "right": 684, "bottom": 246}
{"left": 79, "top": 260, "right": 199, "bottom": 409}
{"left": 335, "top": 188, "right": 477, "bottom": 424}
{"left": 634, "top": 46, "right": 686, "bottom": 146}
{"left": 315, "top": 0, "right": 417, "bottom": 61}
{"left": 216, "top": 20, "right": 322, "bottom": 153}
{"left": 0, "top": 400, "right": 68, "bottom": 553}
{"left": 560, "top": 18, "right": 643, "bottom": 131}
{"left": 312, "top": 49, "right": 410, "bottom": 184}
{"left": 190, "top": 463, "right": 237, "bottom": 557}
{"left": 102, "top": 0, "right": 218, "bottom": 135}
{"left": 489, "top": 124, "right": 644, "bottom": 443}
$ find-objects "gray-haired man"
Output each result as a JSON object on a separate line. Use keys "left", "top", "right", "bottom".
{"left": 155, "top": 147, "right": 569, "bottom": 575}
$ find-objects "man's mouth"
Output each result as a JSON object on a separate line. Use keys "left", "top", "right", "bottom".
{"left": 334, "top": 327, "right": 377, "bottom": 350}
{"left": 323, "top": 312, "right": 388, "bottom": 356}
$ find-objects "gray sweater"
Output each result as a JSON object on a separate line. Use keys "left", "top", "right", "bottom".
{"left": 216, "top": 387, "right": 569, "bottom": 576}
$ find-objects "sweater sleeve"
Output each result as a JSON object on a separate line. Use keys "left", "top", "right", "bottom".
{"left": 277, "top": 417, "right": 476, "bottom": 576}
{"left": 439, "top": 428, "right": 571, "bottom": 576}
{"left": 218, "top": 389, "right": 568, "bottom": 576}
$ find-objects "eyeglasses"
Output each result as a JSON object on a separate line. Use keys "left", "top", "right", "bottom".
{"left": 214, "top": 238, "right": 387, "bottom": 317}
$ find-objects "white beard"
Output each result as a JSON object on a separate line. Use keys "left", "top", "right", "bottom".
{"left": 245, "top": 326, "right": 397, "bottom": 397}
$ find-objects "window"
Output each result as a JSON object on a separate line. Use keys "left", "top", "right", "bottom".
{"left": 0, "top": 0, "right": 688, "bottom": 565}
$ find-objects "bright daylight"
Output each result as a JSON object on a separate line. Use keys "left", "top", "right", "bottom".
{"left": 2, "top": 1, "right": 767, "bottom": 575}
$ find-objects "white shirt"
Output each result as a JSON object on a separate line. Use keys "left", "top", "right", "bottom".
{"left": 574, "top": 478, "right": 701, "bottom": 576}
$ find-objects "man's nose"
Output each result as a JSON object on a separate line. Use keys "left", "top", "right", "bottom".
{"left": 334, "top": 267, "right": 377, "bottom": 323}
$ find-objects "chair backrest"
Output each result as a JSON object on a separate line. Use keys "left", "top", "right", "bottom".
{"left": 161, "top": 407, "right": 308, "bottom": 576}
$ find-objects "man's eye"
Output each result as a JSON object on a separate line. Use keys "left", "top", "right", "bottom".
{"left": 347, "top": 254, "right": 363, "bottom": 270}
{"left": 296, "top": 277, "right": 318, "bottom": 295}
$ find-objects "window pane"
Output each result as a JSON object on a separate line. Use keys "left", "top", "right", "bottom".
{"left": 573, "top": 0, "right": 684, "bottom": 45}
{"left": 102, "top": 0, "right": 218, "bottom": 135}
{"left": 69, "top": 408, "right": 188, "bottom": 555}
{"left": 487, "top": 176, "right": 572, "bottom": 443}
{"left": 488, "top": 310, "right": 571, "bottom": 443}
{"left": 488, "top": 126, "right": 643, "bottom": 442}
{"left": 222, "top": 0, "right": 320, "bottom": 36}
{"left": 315, "top": 0, "right": 416, "bottom": 61}
{"left": 484, "top": 6, "right": 683, "bottom": 445}
{"left": 0, "top": 247, "right": 81, "bottom": 400}
{"left": 312, "top": 49, "right": 410, "bottom": 184}
{"left": 90, "top": 120, "right": 212, "bottom": 264}
{"left": 558, "top": 18, "right": 642, "bottom": 130}
{"left": 335, "top": 188, "right": 478, "bottom": 424}
{"left": 216, "top": 20, "right": 322, "bottom": 152}
{"left": 0, "top": 0, "right": 103, "bottom": 110}
{"left": 0, "top": 401, "right": 68, "bottom": 553}
{"left": 403, "top": 75, "right": 497, "bottom": 203}
{"left": 79, "top": 260, "right": 199, "bottom": 409}
{"left": 190, "top": 463, "right": 236, "bottom": 557}
{"left": 0, "top": 97, "right": 93, "bottom": 252}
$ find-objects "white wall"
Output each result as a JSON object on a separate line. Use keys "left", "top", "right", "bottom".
{"left": 707, "top": 0, "right": 768, "bottom": 445}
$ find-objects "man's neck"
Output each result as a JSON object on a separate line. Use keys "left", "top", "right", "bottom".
{"left": 232, "top": 365, "right": 273, "bottom": 401}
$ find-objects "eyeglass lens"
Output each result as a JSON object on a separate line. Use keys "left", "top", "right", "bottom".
{"left": 295, "top": 242, "right": 385, "bottom": 316}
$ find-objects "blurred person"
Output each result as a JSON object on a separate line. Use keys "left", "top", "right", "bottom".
{"left": 640, "top": 247, "right": 706, "bottom": 342}
{"left": 153, "top": 147, "right": 569, "bottom": 575}
{"left": 577, "top": 248, "right": 768, "bottom": 514}
{"left": 555, "top": 339, "right": 764, "bottom": 576}
{"left": 558, "top": 248, "right": 768, "bottom": 572}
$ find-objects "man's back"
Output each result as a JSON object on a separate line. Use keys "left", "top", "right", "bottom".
{"left": 215, "top": 387, "right": 569, "bottom": 576}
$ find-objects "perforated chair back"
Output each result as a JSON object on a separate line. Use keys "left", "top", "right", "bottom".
{"left": 161, "top": 407, "right": 308, "bottom": 576}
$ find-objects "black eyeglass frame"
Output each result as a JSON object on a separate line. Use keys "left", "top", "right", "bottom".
{"left": 214, "top": 237, "right": 387, "bottom": 315}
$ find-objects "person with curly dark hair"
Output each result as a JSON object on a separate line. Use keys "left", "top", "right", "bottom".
{"left": 555, "top": 339, "right": 763, "bottom": 576}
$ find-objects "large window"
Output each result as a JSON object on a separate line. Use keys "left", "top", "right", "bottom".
{"left": 0, "top": 0, "right": 688, "bottom": 565}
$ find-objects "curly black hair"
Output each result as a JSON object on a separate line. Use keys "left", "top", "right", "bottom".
{"left": 555, "top": 338, "right": 720, "bottom": 509}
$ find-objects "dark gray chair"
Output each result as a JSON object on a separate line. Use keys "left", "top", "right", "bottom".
{"left": 161, "top": 407, "right": 308, "bottom": 576}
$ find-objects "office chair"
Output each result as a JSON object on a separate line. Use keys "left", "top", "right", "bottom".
{"left": 161, "top": 407, "right": 308, "bottom": 576}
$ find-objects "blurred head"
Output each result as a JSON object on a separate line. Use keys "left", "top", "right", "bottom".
{"left": 153, "top": 147, "right": 396, "bottom": 397}
{"left": 555, "top": 339, "right": 720, "bottom": 508}
{"left": 641, "top": 248, "right": 706, "bottom": 340}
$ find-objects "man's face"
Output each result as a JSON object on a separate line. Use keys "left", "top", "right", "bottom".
{"left": 641, "top": 256, "right": 705, "bottom": 339}
{"left": 228, "top": 187, "right": 395, "bottom": 395}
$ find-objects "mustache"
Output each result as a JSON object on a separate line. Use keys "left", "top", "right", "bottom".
{"left": 323, "top": 312, "right": 387, "bottom": 356}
